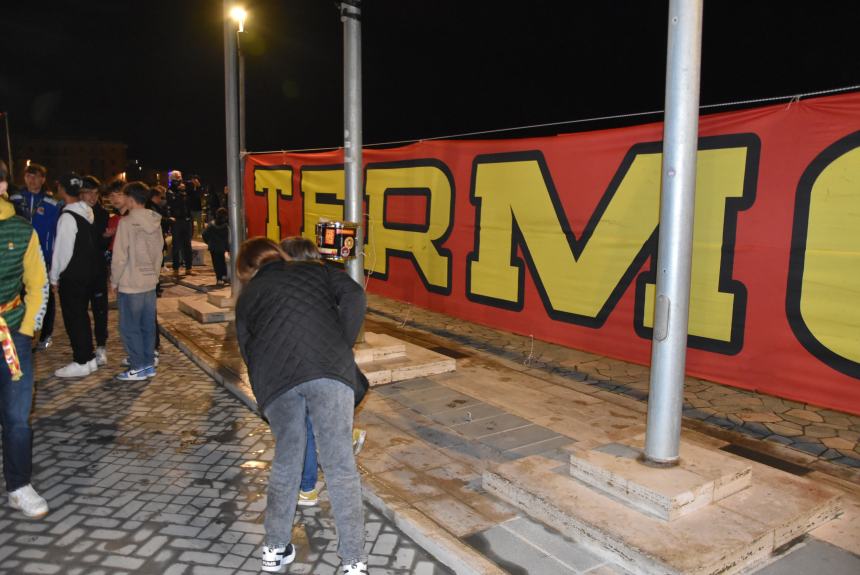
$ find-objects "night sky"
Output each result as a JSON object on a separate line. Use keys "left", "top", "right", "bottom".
{"left": 2, "top": 0, "right": 858, "bottom": 189}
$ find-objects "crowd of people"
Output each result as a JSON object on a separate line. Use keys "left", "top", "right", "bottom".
{"left": 0, "top": 160, "right": 231, "bottom": 510}
{"left": 0, "top": 159, "right": 370, "bottom": 574}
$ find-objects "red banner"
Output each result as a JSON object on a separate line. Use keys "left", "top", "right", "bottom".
{"left": 244, "top": 92, "right": 860, "bottom": 415}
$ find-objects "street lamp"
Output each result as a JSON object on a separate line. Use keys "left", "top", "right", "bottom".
{"left": 224, "top": 2, "right": 246, "bottom": 296}
{"left": 229, "top": 6, "right": 247, "bottom": 32}
{"left": 0, "top": 112, "right": 13, "bottom": 184}
{"left": 231, "top": 6, "right": 247, "bottom": 166}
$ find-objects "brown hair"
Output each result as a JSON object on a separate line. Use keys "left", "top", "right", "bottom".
{"left": 280, "top": 236, "right": 321, "bottom": 262}
{"left": 236, "top": 237, "right": 285, "bottom": 284}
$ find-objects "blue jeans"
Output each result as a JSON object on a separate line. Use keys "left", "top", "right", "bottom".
{"left": 1, "top": 331, "right": 34, "bottom": 491}
{"left": 264, "top": 378, "right": 365, "bottom": 564}
{"left": 118, "top": 291, "right": 157, "bottom": 371}
{"left": 302, "top": 416, "right": 318, "bottom": 492}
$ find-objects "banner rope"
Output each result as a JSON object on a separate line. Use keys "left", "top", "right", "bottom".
{"left": 248, "top": 84, "right": 860, "bottom": 155}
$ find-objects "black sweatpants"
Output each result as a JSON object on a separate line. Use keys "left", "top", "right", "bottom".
{"left": 59, "top": 282, "right": 95, "bottom": 365}
{"left": 39, "top": 289, "right": 56, "bottom": 342}
{"left": 172, "top": 219, "right": 193, "bottom": 271}
{"left": 211, "top": 250, "right": 227, "bottom": 281}
{"left": 90, "top": 275, "right": 108, "bottom": 347}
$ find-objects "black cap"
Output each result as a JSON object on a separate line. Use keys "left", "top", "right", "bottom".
{"left": 24, "top": 163, "right": 47, "bottom": 176}
{"left": 81, "top": 175, "right": 101, "bottom": 190}
{"left": 59, "top": 172, "right": 83, "bottom": 196}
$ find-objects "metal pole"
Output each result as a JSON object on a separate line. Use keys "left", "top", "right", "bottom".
{"left": 238, "top": 39, "right": 246, "bottom": 155}
{"left": 224, "top": 1, "right": 243, "bottom": 297}
{"left": 342, "top": 2, "right": 365, "bottom": 290}
{"left": 644, "top": 0, "right": 704, "bottom": 464}
{"left": 2, "top": 113, "right": 12, "bottom": 183}
{"left": 237, "top": 28, "right": 247, "bottom": 248}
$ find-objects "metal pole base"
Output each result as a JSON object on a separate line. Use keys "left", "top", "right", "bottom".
{"left": 639, "top": 453, "right": 680, "bottom": 468}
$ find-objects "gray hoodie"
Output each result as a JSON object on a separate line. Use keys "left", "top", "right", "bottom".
{"left": 111, "top": 207, "right": 164, "bottom": 294}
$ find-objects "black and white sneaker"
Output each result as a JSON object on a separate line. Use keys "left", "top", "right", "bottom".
{"left": 342, "top": 561, "right": 368, "bottom": 575}
{"left": 261, "top": 543, "right": 295, "bottom": 572}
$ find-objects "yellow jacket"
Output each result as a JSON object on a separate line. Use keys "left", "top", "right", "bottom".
{"left": 0, "top": 198, "right": 48, "bottom": 336}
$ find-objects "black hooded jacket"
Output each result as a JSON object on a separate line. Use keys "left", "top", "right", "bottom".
{"left": 235, "top": 259, "right": 367, "bottom": 414}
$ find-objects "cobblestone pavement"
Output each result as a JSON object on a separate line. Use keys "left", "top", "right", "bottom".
{"left": 0, "top": 306, "right": 452, "bottom": 575}
{"left": 364, "top": 297, "right": 860, "bottom": 471}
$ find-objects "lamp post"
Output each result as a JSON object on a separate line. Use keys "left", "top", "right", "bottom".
{"left": 224, "top": 3, "right": 246, "bottom": 296}
{"left": 342, "top": 1, "right": 364, "bottom": 292}
{"left": 0, "top": 112, "right": 12, "bottom": 183}
{"left": 643, "top": 0, "right": 704, "bottom": 465}
{"left": 230, "top": 6, "right": 247, "bottom": 154}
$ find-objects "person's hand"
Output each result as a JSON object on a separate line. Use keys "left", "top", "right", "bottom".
{"left": 104, "top": 228, "right": 116, "bottom": 238}
{"left": 109, "top": 285, "right": 117, "bottom": 297}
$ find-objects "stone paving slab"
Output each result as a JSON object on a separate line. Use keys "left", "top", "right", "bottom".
{"left": 365, "top": 296, "right": 860, "bottom": 475}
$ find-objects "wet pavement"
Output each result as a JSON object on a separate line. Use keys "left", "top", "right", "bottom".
{"left": 162, "top": 263, "right": 860, "bottom": 575}
{"left": 0, "top": 299, "right": 453, "bottom": 575}
{"left": 171, "top": 265, "right": 860, "bottom": 476}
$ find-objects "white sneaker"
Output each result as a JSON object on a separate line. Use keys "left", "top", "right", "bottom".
{"left": 261, "top": 543, "right": 295, "bottom": 572}
{"left": 87, "top": 358, "right": 98, "bottom": 373}
{"left": 8, "top": 484, "right": 49, "bottom": 518}
{"left": 115, "top": 367, "right": 151, "bottom": 382}
{"left": 342, "top": 561, "right": 368, "bottom": 575}
{"left": 55, "top": 362, "right": 91, "bottom": 378}
{"left": 95, "top": 347, "right": 107, "bottom": 366}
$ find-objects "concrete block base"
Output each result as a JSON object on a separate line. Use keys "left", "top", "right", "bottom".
{"left": 206, "top": 289, "right": 234, "bottom": 309}
{"left": 483, "top": 453, "right": 841, "bottom": 575}
{"left": 355, "top": 332, "right": 407, "bottom": 364}
{"left": 357, "top": 332, "right": 456, "bottom": 386}
{"left": 178, "top": 297, "right": 235, "bottom": 323}
{"left": 569, "top": 434, "right": 751, "bottom": 520}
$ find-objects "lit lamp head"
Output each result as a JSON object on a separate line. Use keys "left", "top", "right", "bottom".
{"left": 229, "top": 6, "right": 247, "bottom": 32}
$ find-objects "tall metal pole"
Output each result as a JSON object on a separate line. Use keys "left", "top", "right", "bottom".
{"left": 2, "top": 113, "right": 12, "bottom": 183}
{"left": 237, "top": 26, "right": 247, "bottom": 250}
{"left": 224, "top": 1, "right": 243, "bottom": 297}
{"left": 644, "top": 0, "right": 704, "bottom": 464}
{"left": 238, "top": 40, "right": 246, "bottom": 155}
{"left": 342, "top": 1, "right": 365, "bottom": 291}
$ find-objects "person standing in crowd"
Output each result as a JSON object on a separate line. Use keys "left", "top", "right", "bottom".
{"left": 186, "top": 175, "right": 204, "bottom": 237}
{"left": 278, "top": 236, "right": 368, "bottom": 509}
{"left": 8, "top": 163, "right": 60, "bottom": 351}
{"left": 79, "top": 176, "right": 110, "bottom": 366}
{"left": 235, "top": 237, "right": 368, "bottom": 575}
{"left": 206, "top": 183, "right": 226, "bottom": 222}
{"left": 166, "top": 170, "right": 193, "bottom": 276}
{"left": 50, "top": 173, "right": 98, "bottom": 378}
{"left": 110, "top": 182, "right": 164, "bottom": 382}
{"left": 104, "top": 180, "right": 127, "bottom": 253}
{"left": 202, "top": 207, "right": 230, "bottom": 287}
{"left": 0, "top": 160, "right": 50, "bottom": 518}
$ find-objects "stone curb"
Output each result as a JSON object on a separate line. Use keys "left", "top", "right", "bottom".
{"left": 158, "top": 322, "right": 500, "bottom": 575}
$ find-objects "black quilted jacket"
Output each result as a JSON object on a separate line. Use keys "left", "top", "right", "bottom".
{"left": 235, "top": 259, "right": 367, "bottom": 414}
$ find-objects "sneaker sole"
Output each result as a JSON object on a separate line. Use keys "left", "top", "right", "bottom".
{"left": 296, "top": 499, "right": 318, "bottom": 507}
{"left": 9, "top": 503, "right": 49, "bottom": 519}
{"left": 353, "top": 434, "right": 367, "bottom": 456}
{"left": 261, "top": 551, "right": 296, "bottom": 572}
